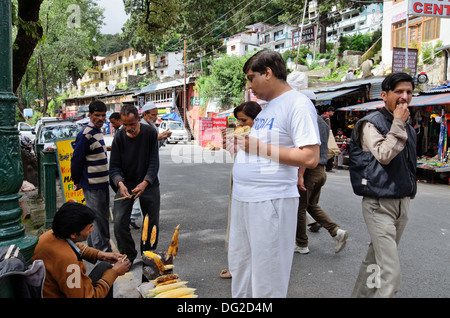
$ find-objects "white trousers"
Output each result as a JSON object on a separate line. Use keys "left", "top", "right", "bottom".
{"left": 228, "top": 197, "right": 298, "bottom": 298}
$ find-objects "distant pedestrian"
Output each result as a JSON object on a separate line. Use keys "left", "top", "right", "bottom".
{"left": 349, "top": 72, "right": 417, "bottom": 297}
{"left": 361, "top": 59, "right": 374, "bottom": 78}
{"left": 109, "top": 104, "right": 160, "bottom": 265}
{"left": 106, "top": 112, "right": 122, "bottom": 152}
{"left": 296, "top": 115, "right": 348, "bottom": 254}
{"left": 321, "top": 107, "right": 336, "bottom": 172}
{"left": 71, "top": 100, "right": 111, "bottom": 252}
{"left": 225, "top": 49, "right": 320, "bottom": 297}
{"left": 334, "top": 128, "right": 348, "bottom": 169}
{"left": 109, "top": 112, "right": 122, "bottom": 134}
{"left": 141, "top": 101, "right": 171, "bottom": 147}
{"left": 342, "top": 68, "right": 356, "bottom": 81}
{"left": 320, "top": 106, "right": 335, "bottom": 130}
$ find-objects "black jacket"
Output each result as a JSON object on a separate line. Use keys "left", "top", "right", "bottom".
{"left": 349, "top": 107, "right": 417, "bottom": 198}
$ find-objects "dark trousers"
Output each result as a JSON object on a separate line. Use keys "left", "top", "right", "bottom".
{"left": 113, "top": 185, "right": 160, "bottom": 262}
{"left": 296, "top": 164, "right": 340, "bottom": 247}
{"left": 88, "top": 261, "right": 113, "bottom": 298}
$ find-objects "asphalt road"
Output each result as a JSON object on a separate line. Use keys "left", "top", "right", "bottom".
{"left": 106, "top": 140, "right": 449, "bottom": 298}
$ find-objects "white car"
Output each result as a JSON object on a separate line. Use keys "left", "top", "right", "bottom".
{"left": 17, "top": 122, "right": 35, "bottom": 142}
{"left": 33, "top": 119, "right": 81, "bottom": 153}
{"left": 159, "top": 120, "right": 189, "bottom": 144}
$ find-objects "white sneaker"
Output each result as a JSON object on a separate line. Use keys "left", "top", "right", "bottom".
{"left": 294, "top": 246, "right": 310, "bottom": 254}
{"left": 334, "top": 229, "right": 348, "bottom": 253}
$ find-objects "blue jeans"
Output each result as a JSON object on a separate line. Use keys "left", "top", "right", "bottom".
{"left": 113, "top": 184, "right": 160, "bottom": 263}
{"left": 83, "top": 187, "right": 112, "bottom": 252}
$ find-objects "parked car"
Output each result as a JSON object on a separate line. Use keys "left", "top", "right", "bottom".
{"left": 34, "top": 117, "right": 64, "bottom": 137}
{"left": 33, "top": 119, "right": 81, "bottom": 153}
{"left": 159, "top": 120, "right": 189, "bottom": 144}
{"left": 17, "top": 122, "right": 35, "bottom": 142}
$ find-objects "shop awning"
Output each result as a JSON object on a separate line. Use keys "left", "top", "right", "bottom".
{"left": 215, "top": 108, "right": 235, "bottom": 118}
{"left": 136, "top": 77, "right": 193, "bottom": 95}
{"left": 338, "top": 92, "right": 450, "bottom": 111}
{"left": 315, "top": 88, "right": 361, "bottom": 105}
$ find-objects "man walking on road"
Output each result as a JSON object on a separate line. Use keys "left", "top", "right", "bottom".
{"left": 225, "top": 49, "right": 320, "bottom": 297}
{"left": 71, "top": 100, "right": 111, "bottom": 252}
{"left": 296, "top": 114, "right": 348, "bottom": 254}
{"left": 349, "top": 72, "right": 417, "bottom": 297}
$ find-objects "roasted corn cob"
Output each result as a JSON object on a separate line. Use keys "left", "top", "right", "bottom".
{"left": 234, "top": 125, "right": 251, "bottom": 135}
{"left": 150, "top": 225, "right": 157, "bottom": 247}
{"left": 146, "top": 281, "right": 188, "bottom": 296}
{"left": 154, "top": 287, "right": 196, "bottom": 298}
{"left": 155, "top": 274, "right": 179, "bottom": 286}
{"left": 142, "top": 214, "right": 149, "bottom": 242}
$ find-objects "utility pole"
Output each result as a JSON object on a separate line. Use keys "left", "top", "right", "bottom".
{"left": 183, "top": 39, "right": 187, "bottom": 125}
{"left": 295, "top": 0, "right": 308, "bottom": 70}
{"left": 0, "top": 0, "right": 38, "bottom": 264}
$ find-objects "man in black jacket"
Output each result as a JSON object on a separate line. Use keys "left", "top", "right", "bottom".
{"left": 109, "top": 105, "right": 160, "bottom": 265}
{"left": 349, "top": 72, "right": 417, "bottom": 298}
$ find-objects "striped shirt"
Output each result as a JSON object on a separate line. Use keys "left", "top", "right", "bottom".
{"left": 71, "top": 123, "right": 109, "bottom": 190}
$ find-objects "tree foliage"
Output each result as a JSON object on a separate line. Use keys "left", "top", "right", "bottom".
{"left": 195, "top": 53, "right": 249, "bottom": 109}
{"left": 17, "top": 0, "right": 103, "bottom": 116}
{"left": 121, "top": 0, "right": 182, "bottom": 53}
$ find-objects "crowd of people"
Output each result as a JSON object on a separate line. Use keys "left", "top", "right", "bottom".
{"left": 30, "top": 49, "right": 417, "bottom": 299}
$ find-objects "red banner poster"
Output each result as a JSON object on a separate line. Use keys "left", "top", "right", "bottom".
{"left": 199, "top": 117, "right": 227, "bottom": 148}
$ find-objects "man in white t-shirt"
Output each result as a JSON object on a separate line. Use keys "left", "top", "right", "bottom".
{"left": 225, "top": 50, "right": 320, "bottom": 298}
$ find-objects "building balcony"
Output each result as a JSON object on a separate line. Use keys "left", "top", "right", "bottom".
{"left": 154, "top": 61, "right": 168, "bottom": 68}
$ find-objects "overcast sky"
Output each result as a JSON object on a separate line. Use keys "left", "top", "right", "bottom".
{"left": 95, "top": 0, "right": 129, "bottom": 34}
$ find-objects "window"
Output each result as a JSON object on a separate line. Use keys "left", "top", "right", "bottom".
{"left": 391, "top": 16, "right": 440, "bottom": 49}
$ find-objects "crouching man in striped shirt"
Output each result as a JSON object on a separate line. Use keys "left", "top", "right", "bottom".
{"left": 71, "top": 100, "right": 112, "bottom": 252}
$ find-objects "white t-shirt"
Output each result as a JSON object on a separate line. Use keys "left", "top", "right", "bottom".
{"left": 232, "top": 89, "right": 320, "bottom": 202}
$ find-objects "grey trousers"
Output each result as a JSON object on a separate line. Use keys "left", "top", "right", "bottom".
{"left": 351, "top": 196, "right": 409, "bottom": 298}
{"left": 83, "top": 187, "right": 112, "bottom": 252}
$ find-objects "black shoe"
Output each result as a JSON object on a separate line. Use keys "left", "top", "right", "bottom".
{"left": 308, "top": 222, "right": 322, "bottom": 232}
{"left": 130, "top": 220, "right": 140, "bottom": 229}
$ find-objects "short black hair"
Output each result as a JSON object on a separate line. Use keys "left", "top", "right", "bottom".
{"left": 89, "top": 100, "right": 107, "bottom": 114}
{"left": 243, "top": 49, "right": 287, "bottom": 81}
{"left": 233, "top": 101, "right": 262, "bottom": 120}
{"left": 327, "top": 107, "right": 336, "bottom": 112}
{"left": 52, "top": 202, "right": 96, "bottom": 239}
{"left": 382, "top": 72, "right": 415, "bottom": 92}
{"left": 120, "top": 104, "right": 139, "bottom": 120}
{"left": 109, "top": 112, "right": 121, "bottom": 120}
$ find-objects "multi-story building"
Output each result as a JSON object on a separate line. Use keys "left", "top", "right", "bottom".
{"left": 77, "top": 48, "right": 147, "bottom": 97}
{"left": 224, "top": 23, "right": 269, "bottom": 57}
{"left": 325, "top": 3, "right": 383, "bottom": 43}
{"left": 152, "top": 51, "right": 185, "bottom": 79}
{"left": 258, "top": 23, "right": 297, "bottom": 53}
{"left": 381, "top": 0, "right": 450, "bottom": 82}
